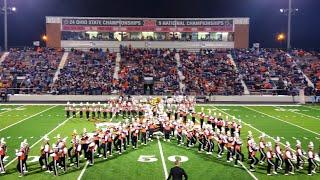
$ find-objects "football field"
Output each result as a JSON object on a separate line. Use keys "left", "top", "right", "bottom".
{"left": 0, "top": 104, "right": 319, "bottom": 180}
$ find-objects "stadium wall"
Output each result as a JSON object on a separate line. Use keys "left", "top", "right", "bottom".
{"left": 6, "top": 95, "right": 313, "bottom": 104}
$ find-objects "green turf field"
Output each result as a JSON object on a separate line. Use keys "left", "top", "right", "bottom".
{"left": 0, "top": 104, "right": 319, "bottom": 180}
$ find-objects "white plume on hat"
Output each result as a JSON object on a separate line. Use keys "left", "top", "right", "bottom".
{"left": 83, "top": 128, "right": 87, "bottom": 133}
{"left": 56, "top": 134, "right": 61, "bottom": 139}
{"left": 67, "top": 101, "right": 70, "bottom": 105}
{"left": 248, "top": 131, "right": 253, "bottom": 137}
{"left": 285, "top": 141, "right": 291, "bottom": 148}
{"left": 308, "top": 141, "right": 314, "bottom": 148}
{"left": 296, "top": 140, "right": 301, "bottom": 146}
{"left": 62, "top": 137, "right": 68, "bottom": 142}
{"left": 226, "top": 116, "right": 228, "bottom": 120}
{"left": 275, "top": 136, "right": 280, "bottom": 143}
{"left": 44, "top": 135, "right": 49, "bottom": 141}
{"left": 0, "top": 138, "right": 6, "bottom": 144}
{"left": 23, "top": 139, "right": 28, "bottom": 144}
{"left": 266, "top": 142, "right": 272, "bottom": 148}
{"left": 259, "top": 133, "right": 266, "bottom": 138}
{"left": 80, "top": 102, "right": 83, "bottom": 106}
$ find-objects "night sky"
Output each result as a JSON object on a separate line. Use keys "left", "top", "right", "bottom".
{"left": 0, "top": 0, "right": 319, "bottom": 49}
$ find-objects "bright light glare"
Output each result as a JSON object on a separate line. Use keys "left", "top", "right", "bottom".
{"left": 280, "top": 9, "right": 284, "bottom": 13}
{"left": 277, "top": 33, "right": 285, "bottom": 41}
{"left": 11, "top": 7, "right": 16, "bottom": 12}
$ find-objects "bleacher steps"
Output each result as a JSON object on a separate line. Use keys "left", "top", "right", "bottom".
{"left": 53, "top": 52, "right": 69, "bottom": 83}
{"left": 227, "top": 54, "right": 250, "bottom": 95}
{"left": 175, "top": 53, "right": 186, "bottom": 94}
{"left": 0, "top": 52, "right": 10, "bottom": 64}
{"left": 113, "top": 52, "right": 121, "bottom": 80}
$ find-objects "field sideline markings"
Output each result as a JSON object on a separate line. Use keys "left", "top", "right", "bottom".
{"left": 0, "top": 105, "right": 25, "bottom": 115}
{"left": 243, "top": 106, "right": 320, "bottom": 136}
{"left": 157, "top": 137, "right": 168, "bottom": 179}
{"left": 303, "top": 106, "right": 320, "bottom": 111}
{"left": 211, "top": 106, "right": 320, "bottom": 163}
{"left": 274, "top": 106, "right": 320, "bottom": 122}
{"left": 4, "top": 112, "right": 77, "bottom": 168}
{"left": 0, "top": 105, "right": 58, "bottom": 132}
{"left": 77, "top": 161, "right": 89, "bottom": 180}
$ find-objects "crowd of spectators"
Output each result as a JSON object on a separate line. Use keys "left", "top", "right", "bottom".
{"left": 117, "top": 46, "right": 180, "bottom": 95}
{"left": 293, "top": 50, "right": 320, "bottom": 96}
{"left": 0, "top": 47, "right": 62, "bottom": 94}
{"left": 1, "top": 46, "right": 318, "bottom": 97}
{"left": 52, "top": 48, "right": 116, "bottom": 95}
{"left": 233, "top": 49, "right": 309, "bottom": 95}
{"left": 179, "top": 49, "right": 244, "bottom": 95}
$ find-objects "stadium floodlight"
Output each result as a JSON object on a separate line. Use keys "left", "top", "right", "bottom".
{"left": 279, "top": 0, "right": 299, "bottom": 50}
{"left": 1, "top": 0, "right": 16, "bottom": 51}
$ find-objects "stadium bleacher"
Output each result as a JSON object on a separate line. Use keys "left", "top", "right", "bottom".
{"left": 0, "top": 47, "right": 319, "bottom": 96}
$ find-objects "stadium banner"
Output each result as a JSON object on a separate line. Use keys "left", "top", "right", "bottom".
{"left": 61, "top": 18, "right": 234, "bottom": 32}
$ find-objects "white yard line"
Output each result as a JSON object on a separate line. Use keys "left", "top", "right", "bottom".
{"left": 77, "top": 161, "right": 89, "bottom": 180}
{"left": 243, "top": 106, "right": 320, "bottom": 136}
{"left": 277, "top": 106, "right": 320, "bottom": 121}
{"left": 211, "top": 106, "right": 320, "bottom": 163}
{"left": 0, "top": 105, "right": 25, "bottom": 115}
{"left": 157, "top": 137, "right": 168, "bottom": 179}
{"left": 0, "top": 105, "right": 58, "bottom": 132}
{"left": 238, "top": 161, "right": 258, "bottom": 180}
{"left": 4, "top": 113, "right": 75, "bottom": 168}
{"left": 303, "top": 106, "right": 320, "bottom": 111}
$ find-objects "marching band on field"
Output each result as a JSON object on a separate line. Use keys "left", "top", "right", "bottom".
{"left": 0, "top": 96, "right": 319, "bottom": 177}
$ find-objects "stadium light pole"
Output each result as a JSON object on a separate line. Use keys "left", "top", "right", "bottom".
{"left": 2, "top": 0, "right": 16, "bottom": 51}
{"left": 280, "top": 0, "right": 298, "bottom": 50}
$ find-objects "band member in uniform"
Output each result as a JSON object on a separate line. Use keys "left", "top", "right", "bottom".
{"left": 59, "top": 138, "right": 68, "bottom": 172}
{"left": 49, "top": 144, "right": 59, "bottom": 176}
{"left": 266, "top": 142, "right": 277, "bottom": 176}
{"left": 249, "top": 142, "right": 259, "bottom": 172}
{"left": 197, "top": 131, "right": 205, "bottom": 152}
{"left": 72, "top": 103, "right": 77, "bottom": 118}
{"left": 0, "top": 138, "right": 7, "bottom": 174}
{"left": 91, "top": 103, "right": 96, "bottom": 119}
{"left": 107, "top": 130, "right": 114, "bottom": 156}
{"left": 81, "top": 128, "right": 90, "bottom": 160}
{"left": 79, "top": 102, "right": 84, "bottom": 118}
{"left": 103, "top": 104, "right": 108, "bottom": 119}
{"left": 296, "top": 140, "right": 304, "bottom": 170}
{"left": 177, "top": 125, "right": 183, "bottom": 146}
{"left": 199, "top": 108, "right": 205, "bottom": 129}
{"left": 234, "top": 133, "right": 244, "bottom": 167}
{"left": 65, "top": 102, "right": 70, "bottom": 118}
{"left": 226, "top": 131, "right": 234, "bottom": 162}
{"left": 259, "top": 133, "right": 266, "bottom": 165}
{"left": 16, "top": 144, "right": 25, "bottom": 177}
{"left": 70, "top": 136, "right": 82, "bottom": 168}
{"left": 97, "top": 102, "right": 101, "bottom": 119}
{"left": 284, "top": 142, "right": 295, "bottom": 175}
{"left": 22, "top": 139, "right": 30, "bottom": 173}
{"left": 86, "top": 102, "right": 90, "bottom": 120}
{"left": 164, "top": 123, "right": 171, "bottom": 142}
{"left": 140, "top": 125, "right": 147, "bottom": 145}
{"left": 307, "top": 142, "right": 318, "bottom": 176}
{"left": 131, "top": 127, "right": 139, "bottom": 149}
{"left": 274, "top": 137, "right": 283, "bottom": 171}
{"left": 42, "top": 136, "right": 50, "bottom": 172}
{"left": 87, "top": 139, "right": 96, "bottom": 166}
